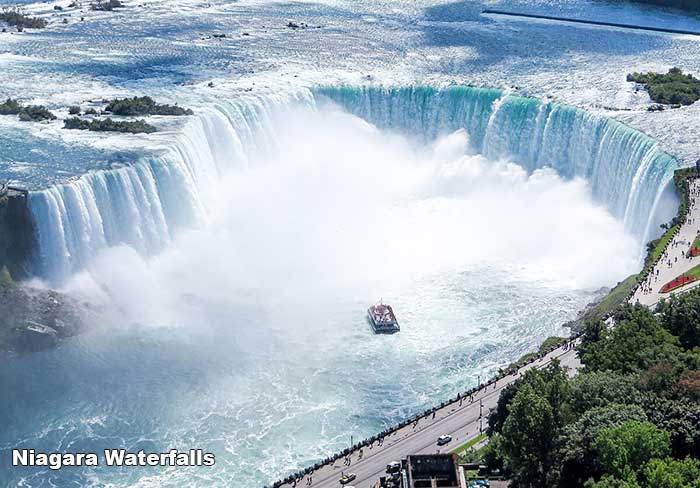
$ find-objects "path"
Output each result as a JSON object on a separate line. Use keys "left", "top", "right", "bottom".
{"left": 632, "top": 177, "right": 700, "bottom": 307}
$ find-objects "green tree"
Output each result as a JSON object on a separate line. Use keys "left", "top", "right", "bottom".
{"left": 641, "top": 396, "right": 700, "bottom": 458}
{"left": 488, "top": 361, "right": 571, "bottom": 436}
{"left": 658, "top": 288, "right": 700, "bottom": 349}
{"left": 558, "top": 404, "right": 648, "bottom": 487}
{"left": 594, "top": 421, "right": 671, "bottom": 480}
{"left": 501, "top": 383, "right": 556, "bottom": 487}
{"left": 644, "top": 457, "right": 700, "bottom": 488}
{"left": 581, "top": 306, "right": 682, "bottom": 373}
{"left": 584, "top": 474, "right": 641, "bottom": 488}
{"left": 570, "top": 371, "right": 643, "bottom": 414}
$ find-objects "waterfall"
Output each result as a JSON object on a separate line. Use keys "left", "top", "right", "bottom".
{"left": 28, "top": 91, "right": 313, "bottom": 283}
{"left": 26, "top": 86, "right": 678, "bottom": 283}
{"left": 314, "top": 86, "right": 680, "bottom": 245}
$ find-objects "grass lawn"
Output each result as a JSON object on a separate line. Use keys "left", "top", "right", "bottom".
{"left": 582, "top": 274, "right": 639, "bottom": 324}
{"left": 451, "top": 432, "right": 487, "bottom": 455}
{"left": 646, "top": 225, "right": 678, "bottom": 272}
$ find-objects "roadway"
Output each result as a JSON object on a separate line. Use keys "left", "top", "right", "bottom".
{"left": 276, "top": 342, "right": 581, "bottom": 488}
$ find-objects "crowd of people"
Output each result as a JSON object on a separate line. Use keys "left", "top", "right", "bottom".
{"left": 635, "top": 175, "right": 700, "bottom": 300}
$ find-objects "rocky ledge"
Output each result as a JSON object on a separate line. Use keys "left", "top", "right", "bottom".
{"left": 0, "top": 271, "right": 89, "bottom": 357}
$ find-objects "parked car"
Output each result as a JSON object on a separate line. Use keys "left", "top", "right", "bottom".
{"left": 339, "top": 473, "right": 357, "bottom": 485}
{"left": 468, "top": 480, "right": 490, "bottom": 488}
{"left": 386, "top": 461, "right": 401, "bottom": 473}
{"left": 437, "top": 434, "right": 452, "bottom": 446}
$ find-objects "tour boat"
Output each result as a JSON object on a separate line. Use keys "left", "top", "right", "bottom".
{"left": 367, "top": 303, "right": 400, "bottom": 334}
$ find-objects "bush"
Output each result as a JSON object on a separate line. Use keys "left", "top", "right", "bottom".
{"left": 0, "top": 98, "right": 21, "bottom": 115}
{"left": 64, "top": 116, "right": 156, "bottom": 133}
{"left": 104, "top": 96, "right": 194, "bottom": 116}
{"left": 0, "top": 6, "right": 48, "bottom": 29}
{"left": 0, "top": 99, "right": 56, "bottom": 121}
{"left": 68, "top": 106, "right": 81, "bottom": 115}
{"left": 628, "top": 68, "right": 700, "bottom": 106}
{"left": 63, "top": 116, "right": 90, "bottom": 130}
{"left": 18, "top": 105, "right": 57, "bottom": 122}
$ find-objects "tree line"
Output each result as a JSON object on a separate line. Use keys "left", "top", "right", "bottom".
{"left": 483, "top": 289, "right": 700, "bottom": 487}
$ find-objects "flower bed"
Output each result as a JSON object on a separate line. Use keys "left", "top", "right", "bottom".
{"left": 661, "top": 263, "right": 700, "bottom": 293}
{"left": 689, "top": 234, "right": 700, "bottom": 257}
{"left": 661, "top": 275, "right": 696, "bottom": 293}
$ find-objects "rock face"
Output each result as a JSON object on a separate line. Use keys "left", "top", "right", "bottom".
{"left": 0, "top": 189, "right": 36, "bottom": 279}
{"left": 0, "top": 282, "right": 88, "bottom": 356}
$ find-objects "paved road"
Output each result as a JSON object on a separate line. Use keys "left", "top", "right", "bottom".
{"left": 632, "top": 178, "right": 700, "bottom": 307}
{"left": 277, "top": 342, "right": 581, "bottom": 488}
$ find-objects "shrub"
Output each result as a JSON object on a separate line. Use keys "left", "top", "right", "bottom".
{"left": 18, "top": 105, "right": 57, "bottom": 122}
{"left": 0, "top": 6, "right": 48, "bottom": 29}
{"left": 63, "top": 116, "right": 90, "bottom": 130}
{"left": 104, "top": 96, "right": 194, "bottom": 116}
{"left": 64, "top": 116, "right": 156, "bottom": 133}
{"left": 0, "top": 98, "right": 21, "bottom": 115}
{"left": 628, "top": 68, "right": 700, "bottom": 106}
{"left": 0, "top": 99, "right": 56, "bottom": 121}
{"left": 68, "top": 106, "right": 81, "bottom": 115}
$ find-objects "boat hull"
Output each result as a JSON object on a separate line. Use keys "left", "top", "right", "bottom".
{"left": 367, "top": 309, "right": 400, "bottom": 334}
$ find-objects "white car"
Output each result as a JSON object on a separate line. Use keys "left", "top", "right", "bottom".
{"left": 339, "top": 473, "right": 356, "bottom": 485}
{"left": 437, "top": 434, "right": 452, "bottom": 446}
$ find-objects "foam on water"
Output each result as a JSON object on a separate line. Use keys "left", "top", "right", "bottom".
{"left": 0, "top": 86, "right": 673, "bottom": 487}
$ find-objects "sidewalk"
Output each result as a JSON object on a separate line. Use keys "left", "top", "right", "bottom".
{"left": 632, "top": 177, "right": 700, "bottom": 307}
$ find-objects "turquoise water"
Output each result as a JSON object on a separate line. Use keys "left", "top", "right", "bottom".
{"left": 0, "top": 0, "right": 695, "bottom": 486}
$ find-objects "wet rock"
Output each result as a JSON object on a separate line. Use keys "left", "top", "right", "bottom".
{"left": 0, "top": 281, "right": 90, "bottom": 356}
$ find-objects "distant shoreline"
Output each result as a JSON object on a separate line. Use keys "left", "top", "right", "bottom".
{"left": 482, "top": 9, "right": 700, "bottom": 36}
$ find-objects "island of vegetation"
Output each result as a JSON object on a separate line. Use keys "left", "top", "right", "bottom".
{"left": 0, "top": 98, "right": 56, "bottom": 122}
{"left": 64, "top": 116, "right": 157, "bottom": 134}
{"left": 104, "top": 96, "right": 194, "bottom": 116}
{"left": 0, "top": 6, "right": 47, "bottom": 30}
{"left": 628, "top": 68, "right": 700, "bottom": 106}
{"left": 62, "top": 96, "right": 193, "bottom": 133}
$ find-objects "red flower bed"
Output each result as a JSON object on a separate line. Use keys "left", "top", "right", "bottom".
{"left": 690, "top": 247, "right": 700, "bottom": 257}
{"left": 661, "top": 274, "right": 697, "bottom": 293}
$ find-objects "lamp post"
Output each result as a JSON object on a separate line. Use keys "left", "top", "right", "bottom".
{"left": 479, "top": 399, "right": 483, "bottom": 433}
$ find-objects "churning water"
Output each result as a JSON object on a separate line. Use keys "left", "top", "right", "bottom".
{"left": 1, "top": 0, "right": 696, "bottom": 485}
{"left": 0, "top": 86, "right": 675, "bottom": 486}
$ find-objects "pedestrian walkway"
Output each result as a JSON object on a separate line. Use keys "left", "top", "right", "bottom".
{"left": 632, "top": 177, "right": 700, "bottom": 307}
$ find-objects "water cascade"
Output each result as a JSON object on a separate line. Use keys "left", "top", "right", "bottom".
{"left": 315, "top": 86, "right": 680, "bottom": 244}
{"left": 26, "top": 86, "right": 679, "bottom": 283}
